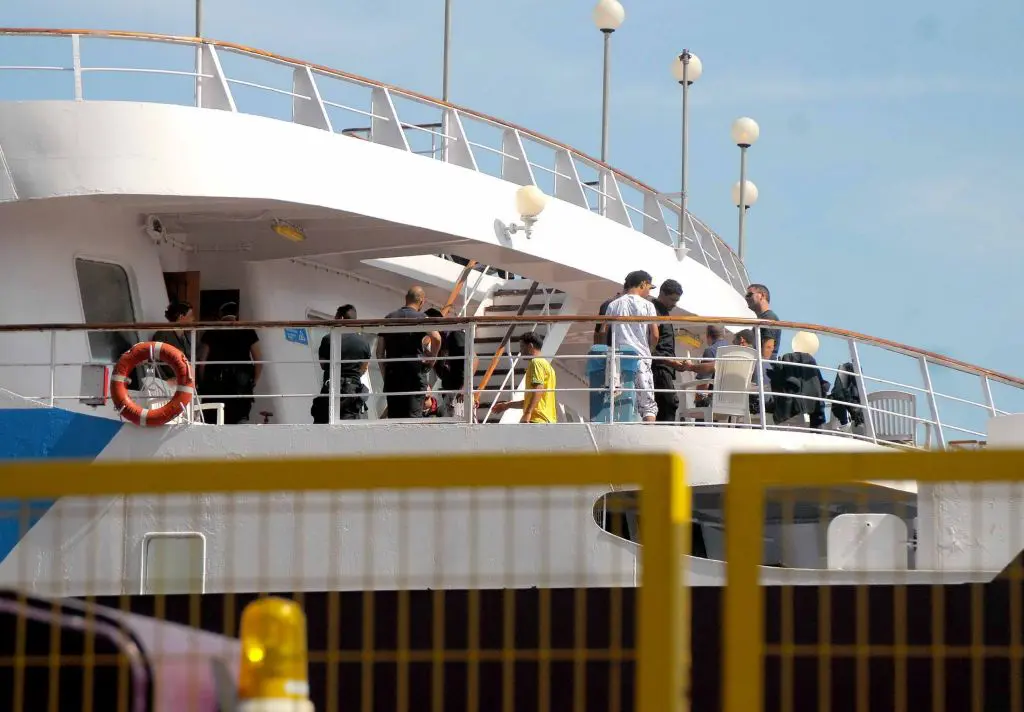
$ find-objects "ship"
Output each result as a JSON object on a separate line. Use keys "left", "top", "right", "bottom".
{"left": 0, "top": 23, "right": 1022, "bottom": 712}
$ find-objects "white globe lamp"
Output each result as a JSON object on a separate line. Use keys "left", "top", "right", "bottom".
{"left": 592, "top": 0, "right": 625, "bottom": 32}
{"left": 791, "top": 331, "right": 820, "bottom": 357}
{"left": 670, "top": 53, "right": 702, "bottom": 85}
{"left": 731, "top": 180, "right": 759, "bottom": 208}
{"left": 731, "top": 117, "right": 760, "bottom": 147}
{"left": 515, "top": 185, "right": 548, "bottom": 219}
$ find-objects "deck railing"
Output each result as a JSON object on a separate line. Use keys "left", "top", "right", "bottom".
{"left": 0, "top": 28, "right": 750, "bottom": 294}
{"left": 0, "top": 316, "right": 1019, "bottom": 450}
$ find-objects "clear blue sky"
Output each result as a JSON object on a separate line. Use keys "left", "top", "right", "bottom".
{"left": 4, "top": 1, "right": 1023, "bottom": 390}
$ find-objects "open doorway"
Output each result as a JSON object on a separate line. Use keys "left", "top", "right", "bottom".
{"left": 199, "top": 289, "right": 240, "bottom": 321}
{"left": 163, "top": 271, "right": 201, "bottom": 310}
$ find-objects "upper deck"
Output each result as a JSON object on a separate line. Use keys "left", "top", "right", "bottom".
{"left": 0, "top": 27, "right": 748, "bottom": 293}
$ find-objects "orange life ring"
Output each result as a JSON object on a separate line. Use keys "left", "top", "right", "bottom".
{"left": 110, "top": 341, "right": 195, "bottom": 427}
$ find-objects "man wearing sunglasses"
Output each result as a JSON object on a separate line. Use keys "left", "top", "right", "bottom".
{"left": 744, "top": 284, "right": 780, "bottom": 364}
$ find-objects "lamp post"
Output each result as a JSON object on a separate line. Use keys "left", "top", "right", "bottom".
{"left": 592, "top": 0, "right": 624, "bottom": 217}
{"left": 443, "top": 0, "right": 453, "bottom": 101}
{"left": 194, "top": 0, "right": 204, "bottom": 107}
{"left": 592, "top": 0, "right": 625, "bottom": 163}
{"left": 730, "top": 117, "right": 760, "bottom": 261}
{"left": 670, "top": 50, "right": 702, "bottom": 245}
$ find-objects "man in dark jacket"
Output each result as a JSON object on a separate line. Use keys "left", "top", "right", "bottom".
{"left": 769, "top": 352, "right": 829, "bottom": 428}
{"left": 650, "top": 279, "right": 688, "bottom": 422}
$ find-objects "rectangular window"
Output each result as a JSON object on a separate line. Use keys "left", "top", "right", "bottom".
{"left": 141, "top": 532, "right": 206, "bottom": 595}
{"left": 75, "top": 258, "right": 138, "bottom": 362}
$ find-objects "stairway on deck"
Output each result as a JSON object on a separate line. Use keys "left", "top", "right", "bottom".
{"left": 472, "top": 279, "right": 566, "bottom": 423}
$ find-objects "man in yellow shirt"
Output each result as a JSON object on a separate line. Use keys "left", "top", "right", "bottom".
{"left": 491, "top": 331, "right": 557, "bottom": 423}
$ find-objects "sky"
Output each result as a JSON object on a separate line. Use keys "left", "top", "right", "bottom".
{"left": 2, "top": 1, "right": 1023, "bottom": 412}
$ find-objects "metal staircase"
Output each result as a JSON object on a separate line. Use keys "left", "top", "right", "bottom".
{"left": 473, "top": 279, "right": 568, "bottom": 422}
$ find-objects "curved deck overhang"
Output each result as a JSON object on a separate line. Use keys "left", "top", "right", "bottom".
{"left": 0, "top": 28, "right": 749, "bottom": 301}
{"left": 0, "top": 101, "right": 747, "bottom": 317}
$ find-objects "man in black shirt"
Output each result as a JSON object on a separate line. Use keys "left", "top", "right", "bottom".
{"left": 376, "top": 286, "right": 441, "bottom": 418}
{"left": 594, "top": 292, "right": 621, "bottom": 346}
{"left": 744, "top": 282, "right": 780, "bottom": 368}
{"left": 745, "top": 284, "right": 781, "bottom": 407}
{"left": 650, "top": 279, "right": 688, "bottom": 422}
{"left": 198, "top": 301, "right": 263, "bottom": 425}
{"left": 312, "top": 305, "right": 371, "bottom": 422}
{"left": 425, "top": 308, "right": 479, "bottom": 419}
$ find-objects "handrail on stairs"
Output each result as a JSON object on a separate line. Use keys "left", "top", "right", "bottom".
{"left": 440, "top": 260, "right": 478, "bottom": 316}
{"left": 475, "top": 281, "right": 541, "bottom": 399}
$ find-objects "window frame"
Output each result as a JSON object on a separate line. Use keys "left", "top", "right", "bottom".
{"left": 72, "top": 256, "right": 140, "bottom": 364}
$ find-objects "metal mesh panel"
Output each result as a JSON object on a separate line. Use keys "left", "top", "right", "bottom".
{"left": 723, "top": 449, "right": 1024, "bottom": 712}
{"left": 0, "top": 453, "right": 688, "bottom": 712}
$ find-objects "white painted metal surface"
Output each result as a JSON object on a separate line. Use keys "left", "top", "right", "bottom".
{"left": 0, "top": 28, "right": 750, "bottom": 293}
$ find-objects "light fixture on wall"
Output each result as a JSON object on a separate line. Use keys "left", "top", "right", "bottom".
{"left": 272, "top": 219, "right": 306, "bottom": 243}
{"left": 505, "top": 186, "right": 549, "bottom": 240}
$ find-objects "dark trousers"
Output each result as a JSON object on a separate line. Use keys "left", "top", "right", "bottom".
{"left": 384, "top": 369, "right": 426, "bottom": 419}
{"left": 653, "top": 367, "right": 679, "bottom": 423}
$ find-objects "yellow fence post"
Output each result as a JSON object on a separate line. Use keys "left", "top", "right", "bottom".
{"left": 636, "top": 455, "right": 689, "bottom": 712}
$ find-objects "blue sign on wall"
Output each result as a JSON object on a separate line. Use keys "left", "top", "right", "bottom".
{"left": 284, "top": 328, "right": 309, "bottom": 345}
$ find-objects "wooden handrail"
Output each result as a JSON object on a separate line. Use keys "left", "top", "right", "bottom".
{"left": 0, "top": 27, "right": 740, "bottom": 263}
{"left": 7, "top": 314, "right": 1019, "bottom": 388}
{"left": 439, "top": 260, "right": 478, "bottom": 317}
{"left": 474, "top": 282, "right": 540, "bottom": 395}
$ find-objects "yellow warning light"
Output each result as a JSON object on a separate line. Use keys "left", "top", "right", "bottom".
{"left": 237, "top": 597, "right": 314, "bottom": 712}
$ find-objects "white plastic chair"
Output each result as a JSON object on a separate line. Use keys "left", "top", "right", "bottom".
{"left": 681, "top": 345, "right": 758, "bottom": 423}
{"left": 866, "top": 390, "right": 921, "bottom": 445}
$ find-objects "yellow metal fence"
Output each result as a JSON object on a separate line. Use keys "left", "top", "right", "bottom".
{"left": 0, "top": 453, "right": 688, "bottom": 712}
{"left": 724, "top": 449, "right": 1024, "bottom": 712}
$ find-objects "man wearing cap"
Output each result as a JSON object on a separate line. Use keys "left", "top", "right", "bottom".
{"left": 651, "top": 279, "right": 689, "bottom": 422}
{"left": 598, "top": 271, "right": 660, "bottom": 422}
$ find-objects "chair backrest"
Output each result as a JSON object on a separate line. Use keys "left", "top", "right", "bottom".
{"left": 712, "top": 345, "right": 757, "bottom": 416}
{"left": 867, "top": 390, "right": 917, "bottom": 442}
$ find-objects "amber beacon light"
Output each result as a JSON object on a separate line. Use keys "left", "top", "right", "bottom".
{"left": 237, "top": 597, "right": 314, "bottom": 712}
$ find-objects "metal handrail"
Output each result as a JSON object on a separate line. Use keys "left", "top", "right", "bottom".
{"left": 0, "top": 316, "right": 1018, "bottom": 451}
{"left": 0, "top": 27, "right": 749, "bottom": 293}
{"left": 3, "top": 315, "right": 1019, "bottom": 388}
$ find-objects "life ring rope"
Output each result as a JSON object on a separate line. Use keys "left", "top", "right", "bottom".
{"left": 109, "top": 341, "right": 195, "bottom": 427}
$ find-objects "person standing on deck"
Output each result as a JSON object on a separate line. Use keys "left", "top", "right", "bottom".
{"left": 597, "top": 271, "right": 660, "bottom": 422}
{"left": 198, "top": 302, "right": 262, "bottom": 424}
{"left": 649, "top": 279, "right": 689, "bottom": 422}
{"left": 491, "top": 331, "right": 557, "bottom": 423}
{"left": 377, "top": 286, "right": 441, "bottom": 418}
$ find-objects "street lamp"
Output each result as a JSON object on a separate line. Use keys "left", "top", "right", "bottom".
{"left": 593, "top": 0, "right": 625, "bottom": 164}
{"left": 593, "top": 0, "right": 624, "bottom": 217}
{"left": 670, "top": 50, "right": 702, "bottom": 250}
{"left": 194, "top": 0, "right": 204, "bottom": 107}
{"left": 731, "top": 116, "right": 759, "bottom": 261}
{"left": 731, "top": 180, "right": 759, "bottom": 209}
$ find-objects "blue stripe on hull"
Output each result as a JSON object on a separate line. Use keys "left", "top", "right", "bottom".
{"left": 0, "top": 408, "right": 123, "bottom": 561}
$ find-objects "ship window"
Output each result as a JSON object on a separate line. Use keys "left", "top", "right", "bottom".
{"left": 141, "top": 532, "right": 206, "bottom": 595}
{"left": 75, "top": 258, "right": 138, "bottom": 362}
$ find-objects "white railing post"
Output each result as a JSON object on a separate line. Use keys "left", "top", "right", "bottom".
{"left": 919, "top": 356, "right": 945, "bottom": 449}
{"left": 464, "top": 322, "right": 476, "bottom": 423}
{"left": 48, "top": 330, "right": 56, "bottom": 408}
{"left": 847, "top": 339, "right": 877, "bottom": 443}
{"left": 753, "top": 327, "right": 767, "bottom": 429}
{"left": 981, "top": 375, "right": 997, "bottom": 417}
{"left": 328, "top": 327, "right": 340, "bottom": 425}
{"left": 189, "top": 327, "right": 198, "bottom": 422}
{"left": 71, "top": 34, "right": 83, "bottom": 101}
{"left": 608, "top": 326, "right": 616, "bottom": 424}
